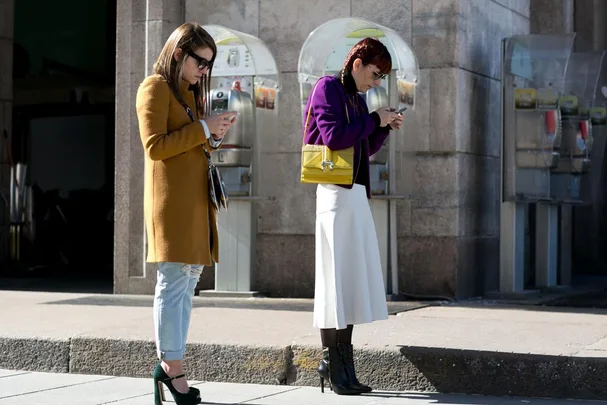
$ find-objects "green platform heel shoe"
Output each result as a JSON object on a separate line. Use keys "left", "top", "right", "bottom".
{"left": 153, "top": 363, "right": 201, "bottom": 405}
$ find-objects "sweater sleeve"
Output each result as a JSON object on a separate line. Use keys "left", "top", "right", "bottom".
{"left": 368, "top": 126, "right": 391, "bottom": 156}
{"left": 312, "top": 78, "right": 378, "bottom": 150}
{"left": 136, "top": 76, "right": 207, "bottom": 161}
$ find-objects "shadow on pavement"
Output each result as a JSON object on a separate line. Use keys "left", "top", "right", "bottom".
{"left": 397, "top": 345, "right": 607, "bottom": 401}
{"left": 38, "top": 294, "right": 432, "bottom": 314}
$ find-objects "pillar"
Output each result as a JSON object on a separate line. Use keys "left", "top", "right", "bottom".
{"left": 397, "top": 1, "right": 530, "bottom": 298}
{"left": 114, "top": 0, "right": 183, "bottom": 294}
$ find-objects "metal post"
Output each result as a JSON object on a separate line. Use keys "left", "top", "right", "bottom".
{"left": 535, "top": 204, "right": 558, "bottom": 287}
{"left": 215, "top": 200, "right": 255, "bottom": 293}
{"left": 500, "top": 201, "right": 527, "bottom": 292}
{"left": 370, "top": 199, "right": 389, "bottom": 291}
{"left": 560, "top": 204, "right": 573, "bottom": 285}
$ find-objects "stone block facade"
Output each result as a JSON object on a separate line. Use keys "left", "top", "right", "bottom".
{"left": 113, "top": 0, "right": 534, "bottom": 298}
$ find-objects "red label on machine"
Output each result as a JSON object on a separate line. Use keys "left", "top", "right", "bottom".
{"left": 545, "top": 110, "right": 557, "bottom": 135}
{"left": 579, "top": 120, "right": 589, "bottom": 140}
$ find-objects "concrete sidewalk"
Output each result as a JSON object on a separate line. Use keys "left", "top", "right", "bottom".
{"left": 4, "top": 369, "right": 607, "bottom": 405}
{"left": 1, "top": 291, "right": 607, "bottom": 401}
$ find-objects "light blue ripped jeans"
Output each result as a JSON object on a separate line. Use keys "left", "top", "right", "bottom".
{"left": 153, "top": 262, "right": 203, "bottom": 361}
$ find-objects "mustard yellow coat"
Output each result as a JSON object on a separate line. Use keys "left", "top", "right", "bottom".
{"left": 136, "top": 74, "right": 219, "bottom": 265}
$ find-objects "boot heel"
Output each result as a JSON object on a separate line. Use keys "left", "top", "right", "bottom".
{"left": 320, "top": 377, "right": 325, "bottom": 393}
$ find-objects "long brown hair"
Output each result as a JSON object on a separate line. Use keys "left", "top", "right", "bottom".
{"left": 340, "top": 37, "right": 392, "bottom": 85}
{"left": 153, "top": 22, "right": 217, "bottom": 118}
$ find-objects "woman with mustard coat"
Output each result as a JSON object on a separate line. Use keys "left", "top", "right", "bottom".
{"left": 135, "top": 22, "right": 236, "bottom": 405}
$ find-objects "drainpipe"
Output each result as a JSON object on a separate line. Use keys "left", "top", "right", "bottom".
{"left": 562, "top": 0, "right": 574, "bottom": 33}
{"left": 593, "top": 0, "right": 607, "bottom": 50}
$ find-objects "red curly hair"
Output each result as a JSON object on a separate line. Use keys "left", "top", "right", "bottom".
{"left": 341, "top": 37, "right": 392, "bottom": 85}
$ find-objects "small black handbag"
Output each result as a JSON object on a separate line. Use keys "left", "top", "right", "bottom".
{"left": 204, "top": 147, "right": 228, "bottom": 211}
{"left": 183, "top": 105, "right": 229, "bottom": 212}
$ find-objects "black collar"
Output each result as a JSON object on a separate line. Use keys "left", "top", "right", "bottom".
{"left": 336, "top": 69, "right": 358, "bottom": 95}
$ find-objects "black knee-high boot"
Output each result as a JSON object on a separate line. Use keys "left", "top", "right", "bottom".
{"left": 317, "top": 346, "right": 362, "bottom": 395}
{"left": 338, "top": 343, "right": 372, "bottom": 393}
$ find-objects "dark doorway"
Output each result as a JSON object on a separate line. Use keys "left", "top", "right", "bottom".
{"left": 2, "top": 0, "right": 116, "bottom": 293}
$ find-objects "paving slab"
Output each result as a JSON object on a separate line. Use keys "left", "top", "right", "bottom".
{"left": 0, "top": 375, "right": 147, "bottom": 405}
{"left": 2, "top": 371, "right": 607, "bottom": 405}
{"left": 0, "top": 370, "right": 27, "bottom": 378}
{"left": 0, "top": 371, "right": 109, "bottom": 400}
{"left": 341, "top": 306, "right": 607, "bottom": 355}
{"left": 184, "top": 382, "right": 299, "bottom": 405}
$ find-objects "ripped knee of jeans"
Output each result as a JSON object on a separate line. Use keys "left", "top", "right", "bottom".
{"left": 190, "top": 265, "right": 204, "bottom": 278}
{"left": 179, "top": 264, "right": 191, "bottom": 277}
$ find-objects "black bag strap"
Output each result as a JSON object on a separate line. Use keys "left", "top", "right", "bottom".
{"left": 184, "top": 105, "right": 213, "bottom": 161}
{"left": 184, "top": 104, "right": 228, "bottom": 210}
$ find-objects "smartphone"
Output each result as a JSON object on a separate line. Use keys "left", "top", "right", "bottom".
{"left": 396, "top": 106, "right": 408, "bottom": 114}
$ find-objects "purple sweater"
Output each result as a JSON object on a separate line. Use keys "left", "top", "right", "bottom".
{"left": 302, "top": 74, "right": 391, "bottom": 198}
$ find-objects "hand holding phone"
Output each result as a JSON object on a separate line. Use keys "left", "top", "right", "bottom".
{"left": 389, "top": 106, "right": 408, "bottom": 114}
{"left": 377, "top": 108, "right": 399, "bottom": 127}
{"left": 390, "top": 107, "right": 406, "bottom": 131}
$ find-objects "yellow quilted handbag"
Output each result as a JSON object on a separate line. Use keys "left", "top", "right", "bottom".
{"left": 300, "top": 82, "right": 354, "bottom": 185}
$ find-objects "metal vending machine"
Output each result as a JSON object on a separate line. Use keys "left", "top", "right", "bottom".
{"left": 500, "top": 34, "right": 580, "bottom": 293}
{"left": 298, "top": 18, "right": 419, "bottom": 297}
{"left": 550, "top": 51, "right": 602, "bottom": 203}
{"left": 201, "top": 25, "right": 281, "bottom": 296}
{"left": 549, "top": 51, "right": 603, "bottom": 284}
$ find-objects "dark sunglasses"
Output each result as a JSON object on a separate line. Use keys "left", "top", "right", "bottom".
{"left": 372, "top": 71, "right": 387, "bottom": 81}
{"left": 187, "top": 50, "right": 212, "bottom": 70}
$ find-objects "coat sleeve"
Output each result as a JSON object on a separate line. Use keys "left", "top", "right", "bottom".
{"left": 136, "top": 76, "right": 208, "bottom": 161}
{"left": 359, "top": 95, "right": 391, "bottom": 156}
{"left": 313, "top": 78, "right": 378, "bottom": 150}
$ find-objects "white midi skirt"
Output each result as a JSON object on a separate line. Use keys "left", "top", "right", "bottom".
{"left": 313, "top": 183, "right": 389, "bottom": 330}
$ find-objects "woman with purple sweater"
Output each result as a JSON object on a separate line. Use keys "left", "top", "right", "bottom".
{"left": 302, "top": 37, "right": 403, "bottom": 396}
